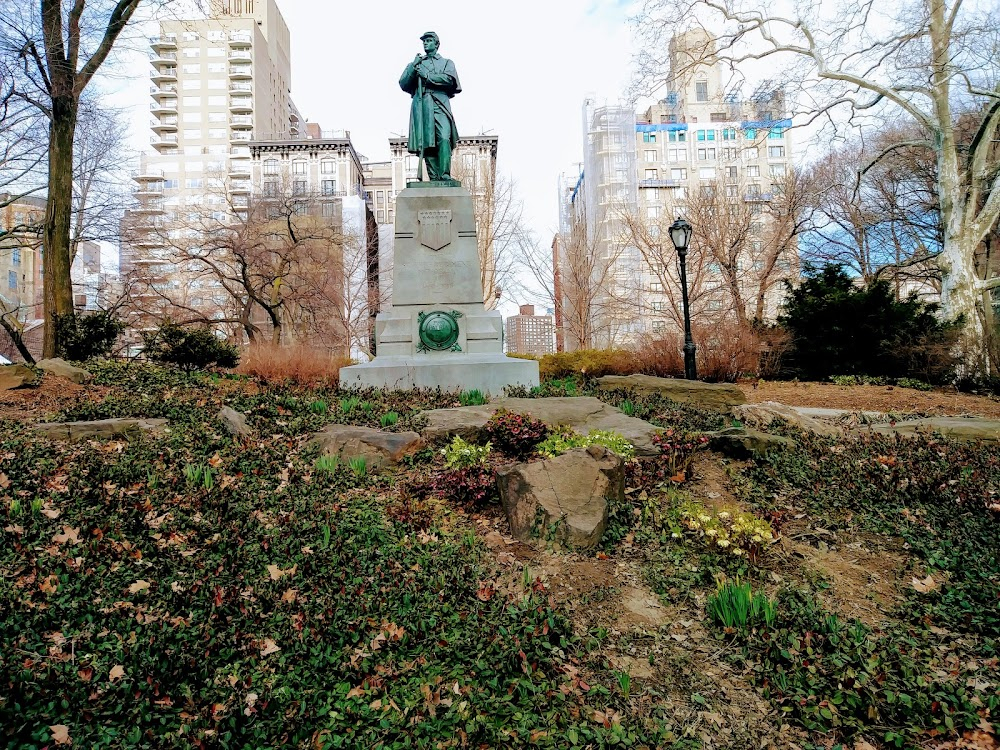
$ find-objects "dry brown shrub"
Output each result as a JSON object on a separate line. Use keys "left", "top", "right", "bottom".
{"left": 237, "top": 343, "right": 348, "bottom": 388}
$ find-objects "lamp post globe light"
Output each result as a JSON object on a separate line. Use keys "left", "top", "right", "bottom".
{"left": 669, "top": 217, "right": 697, "bottom": 380}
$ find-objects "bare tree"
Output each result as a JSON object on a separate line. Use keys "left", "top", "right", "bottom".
{"left": 632, "top": 0, "right": 1000, "bottom": 371}
{"left": 1, "top": 0, "right": 150, "bottom": 357}
{"left": 124, "top": 176, "right": 377, "bottom": 358}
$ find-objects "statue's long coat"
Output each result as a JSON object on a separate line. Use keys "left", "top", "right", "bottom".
{"left": 399, "top": 53, "right": 461, "bottom": 153}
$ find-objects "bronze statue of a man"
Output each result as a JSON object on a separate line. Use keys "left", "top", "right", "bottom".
{"left": 399, "top": 31, "right": 461, "bottom": 182}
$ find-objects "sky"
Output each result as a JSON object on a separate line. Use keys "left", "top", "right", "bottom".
{"left": 110, "top": 0, "right": 639, "bottom": 314}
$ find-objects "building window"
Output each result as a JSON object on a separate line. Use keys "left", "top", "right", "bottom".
{"left": 650, "top": 281, "right": 663, "bottom": 292}
{"left": 697, "top": 147, "right": 716, "bottom": 160}
{"left": 768, "top": 145, "right": 786, "bottom": 158}
{"left": 293, "top": 179, "right": 307, "bottom": 195}
{"left": 292, "top": 160, "right": 307, "bottom": 175}
{"left": 651, "top": 320, "right": 667, "bottom": 332}
{"left": 671, "top": 168, "right": 687, "bottom": 180}
{"left": 707, "top": 299, "right": 723, "bottom": 311}
{"left": 746, "top": 165, "right": 760, "bottom": 178}
{"left": 11, "top": 249, "right": 20, "bottom": 265}
{"left": 745, "top": 128, "right": 757, "bottom": 140}
{"left": 182, "top": 64, "right": 201, "bottom": 74}
{"left": 645, "top": 187, "right": 659, "bottom": 201}
{"left": 642, "top": 132, "right": 656, "bottom": 143}
{"left": 644, "top": 150, "right": 657, "bottom": 163}
{"left": 647, "top": 205, "right": 660, "bottom": 219}
{"left": 644, "top": 168, "right": 657, "bottom": 179}
{"left": 7, "top": 271, "right": 16, "bottom": 290}
{"left": 668, "top": 131, "right": 686, "bottom": 142}
{"left": 770, "top": 163, "right": 786, "bottom": 177}
{"left": 321, "top": 179, "right": 336, "bottom": 195}
{"left": 263, "top": 181, "right": 278, "bottom": 196}
{"left": 320, "top": 159, "right": 335, "bottom": 174}
{"left": 650, "top": 301, "right": 665, "bottom": 312}
{"left": 698, "top": 167, "right": 716, "bottom": 179}
{"left": 769, "top": 127, "right": 786, "bottom": 139}
{"left": 722, "top": 127, "right": 737, "bottom": 141}
{"left": 185, "top": 178, "right": 203, "bottom": 188}
{"left": 745, "top": 147, "right": 760, "bottom": 160}
{"left": 695, "top": 81, "right": 708, "bottom": 101}
{"left": 263, "top": 159, "right": 279, "bottom": 175}
{"left": 667, "top": 148, "right": 687, "bottom": 162}
{"left": 322, "top": 202, "right": 336, "bottom": 218}
{"left": 725, "top": 184, "right": 738, "bottom": 197}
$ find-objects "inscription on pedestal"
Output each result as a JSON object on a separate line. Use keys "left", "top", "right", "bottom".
{"left": 418, "top": 210, "right": 453, "bottom": 251}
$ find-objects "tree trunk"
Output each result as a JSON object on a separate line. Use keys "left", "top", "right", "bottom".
{"left": 939, "top": 232, "right": 986, "bottom": 373}
{"left": 0, "top": 315, "right": 36, "bottom": 364}
{"left": 43, "top": 96, "right": 78, "bottom": 358}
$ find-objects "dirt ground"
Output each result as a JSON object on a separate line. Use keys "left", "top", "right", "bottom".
{"left": 745, "top": 380, "right": 1000, "bottom": 418}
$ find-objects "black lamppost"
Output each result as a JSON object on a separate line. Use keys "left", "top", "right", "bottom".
{"left": 669, "top": 217, "right": 697, "bottom": 380}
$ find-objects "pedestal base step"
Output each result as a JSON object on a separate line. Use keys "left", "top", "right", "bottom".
{"left": 340, "top": 353, "right": 539, "bottom": 394}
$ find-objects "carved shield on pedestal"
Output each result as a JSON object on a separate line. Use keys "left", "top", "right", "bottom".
{"left": 418, "top": 210, "right": 452, "bottom": 251}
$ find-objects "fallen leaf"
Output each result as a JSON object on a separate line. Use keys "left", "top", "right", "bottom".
{"left": 280, "top": 588, "right": 298, "bottom": 603}
{"left": 260, "top": 638, "right": 281, "bottom": 656}
{"left": 854, "top": 740, "right": 877, "bottom": 750}
{"left": 267, "top": 564, "right": 297, "bottom": 581}
{"left": 911, "top": 575, "right": 938, "bottom": 594}
{"left": 39, "top": 575, "right": 59, "bottom": 594}
{"left": 77, "top": 667, "right": 93, "bottom": 682}
{"left": 346, "top": 686, "right": 366, "bottom": 699}
{"left": 108, "top": 665, "right": 125, "bottom": 682}
{"left": 53, "top": 526, "right": 82, "bottom": 545}
{"left": 0, "top": 472, "right": 9, "bottom": 489}
{"left": 3, "top": 523, "right": 24, "bottom": 535}
{"left": 49, "top": 725, "right": 72, "bottom": 745}
{"left": 41, "top": 504, "right": 61, "bottom": 519}
{"left": 670, "top": 471, "right": 687, "bottom": 483}
{"left": 208, "top": 453, "right": 223, "bottom": 468}
{"left": 128, "top": 580, "right": 151, "bottom": 595}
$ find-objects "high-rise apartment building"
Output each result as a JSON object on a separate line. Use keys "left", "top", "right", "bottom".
{"left": 558, "top": 30, "right": 799, "bottom": 348}
{"left": 505, "top": 304, "right": 555, "bottom": 355}
{"left": 123, "top": 0, "right": 300, "bottom": 329}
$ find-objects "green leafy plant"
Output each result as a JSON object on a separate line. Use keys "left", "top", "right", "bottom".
{"left": 614, "top": 669, "right": 632, "bottom": 699}
{"left": 309, "top": 399, "right": 329, "bottom": 415}
{"left": 340, "top": 396, "right": 361, "bottom": 414}
{"left": 441, "top": 435, "right": 491, "bottom": 469}
{"left": 678, "top": 502, "right": 775, "bottom": 562}
{"left": 706, "top": 578, "right": 777, "bottom": 630}
{"left": 619, "top": 400, "right": 636, "bottom": 416}
{"left": 459, "top": 389, "right": 487, "bottom": 406}
{"left": 141, "top": 321, "right": 240, "bottom": 372}
{"left": 360, "top": 401, "right": 374, "bottom": 413}
{"left": 536, "top": 428, "right": 635, "bottom": 459}
{"left": 379, "top": 411, "right": 399, "bottom": 428}
{"left": 183, "top": 463, "right": 213, "bottom": 490}
{"left": 651, "top": 429, "right": 710, "bottom": 482}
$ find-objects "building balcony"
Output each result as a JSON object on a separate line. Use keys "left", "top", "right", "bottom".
{"left": 229, "top": 65, "right": 252, "bottom": 79}
{"left": 150, "top": 134, "right": 178, "bottom": 150}
{"left": 229, "top": 181, "right": 251, "bottom": 194}
{"left": 229, "top": 82, "right": 252, "bottom": 93}
{"left": 150, "top": 67, "right": 177, "bottom": 82}
{"left": 149, "top": 50, "right": 177, "bottom": 64}
{"left": 149, "top": 34, "right": 177, "bottom": 49}
{"left": 229, "top": 32, "right": 252, "bottom": 45}
{"left": 151, "top": 117, "right": 178, "bottom": 132}
{"left": 150, "top": 84, "right": 177, "bottom": 99}
{"left": 230, "top": 131, "right": 253, "bottom": 143}
{"left": 230, "top": 114, "right": 253, "bottom": 127}
{"left": 229, "top": 49, "right": 252, "bottom": 62}
{"left": 133, "top": 166, "right": 164, "bottom": 181}
{"left": 134, "top": 201, "right": 165, "bottom": 214}
{"left": 744, "top": 193, "right": 773, "bottom": 202}
{"left": 130, "top": 237, "right": 165, "bottom": 249}
{"left": 133, "top": 183, "right": 164, "bottom": 197}
{"left": 228, "top": 161, "right": 251, "bottom": 178}
{"left": 229, "top": 98, "right": 253, "bottom": 113}
{"left": 150, "top": 100, "right": 178, "bottom": 115}
{"left": 639, "top": 179, "right": 678, "bottom": 188}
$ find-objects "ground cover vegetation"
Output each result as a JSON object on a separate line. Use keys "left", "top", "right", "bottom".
{"left": 2, "top": 360, "right": 998, "bottom": 749}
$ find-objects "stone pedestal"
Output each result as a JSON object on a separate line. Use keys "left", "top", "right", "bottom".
{"left": 340, "top": 185, "right": 538, "bottom": 393}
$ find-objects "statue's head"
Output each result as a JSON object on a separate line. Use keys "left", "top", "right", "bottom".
{"left": 420, "top": 31, "right": 439, "bottom": 55}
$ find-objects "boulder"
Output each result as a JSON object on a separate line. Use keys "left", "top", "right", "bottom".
{"left": 733, "top": 401, "right": 842, "bottom": 437}
{"left": 496, "top": 445, "right": 624, "bottom": 550}
{"left": 217, "top": 406, "right": 252, "bottom": 438}
{"left": 0, "top": 364, "right": 39, "bottom": 391}
{"left": 309, "top": 425, "right": 423, "bottom": 469}
{"left": 597, "top": 374, "right": 746, "bottom": 413}
{"left": 36, "top": 358, "right": 92, "bottom": 384}
{"left": 709, "top": 427, "right": 796, "bottom": 459}
{"left": 421, "top": 396, "right": 660, "bottom": 456}
{"left": 34, "top": 418, "right": 168, "bottom": 442}
{"left": 865, "top": 417, "right": 1000, "bottom": 443}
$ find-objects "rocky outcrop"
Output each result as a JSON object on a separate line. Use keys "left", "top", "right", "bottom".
{"left": 308, "top": 425, "right": 423, "bottom": 469}
{"left": 496, "top": 445, "right": 624, "bottom": 550}
{"left": 0, "top": 364, "right": 39, "bottom": 391}
{"left": 217, "top": 406, "right": 252, "bottom": 438}
{"left": 708, "top": 426, "right": 796, "bottom": 459}
{"left": 597, "top": 374, "right": 747, "bottom": 413}
{"left": 36, "top": 358, "right": 92, "bottom": 384}
{"left": 420, "top": 396, "right": 659, "bottom": 456}
{"left": 33, "top": 418, "right": 168, "bottom": 442}
{"left": 733, "top": 401, "right": 842, "bottom": 438}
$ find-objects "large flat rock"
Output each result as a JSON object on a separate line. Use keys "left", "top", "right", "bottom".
{"left": 36, "top": 358, "right": 92, "bottom": 384}
{"left": 308, "top": 425, "right": 423, "bottom": 469}
{"left": 734, "top": 401, "right": 843, "bottom": 437}
{"left": 34, "top": 418, "right": 167, "bottom": 442}
{"left": 420, "top": 396, "right": 660, "bottom": 456}
{"left": 865, "top": 417, "right": 1000, "bottom": 442}
{"left": 0, "top": 364, "right": 38, "bottom": 391}
{"left": 597, "top": 374, "right": 746, "bottom": 413}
